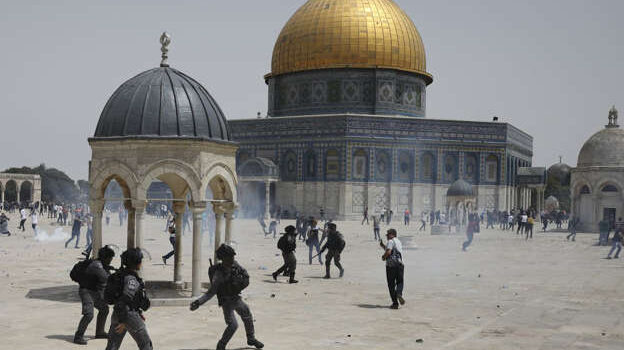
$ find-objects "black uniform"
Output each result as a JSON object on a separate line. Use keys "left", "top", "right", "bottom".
{"left": 105, "top": 269, "right": 152, "bottom": 350}
{"left": 320, "top": 229, "right": 345, "bottom": 278}
{"left": 75, "top": 260, "right": 110, "bottom": 339}
{"left": 196, "top": 262, "right": 257, "bottom": 348}
{"left": 273, "top": 231, "right": 297, "bottom": 283}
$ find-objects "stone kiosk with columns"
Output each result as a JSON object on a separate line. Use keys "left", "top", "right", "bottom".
{"left": 516, "top": 167, "right": 547, "bottom": 216}
{"left": 571, "top": 106, "right": 624, "bottom": 232}
{"left": 88, "top": 33, "right": 238, "bottom": 300}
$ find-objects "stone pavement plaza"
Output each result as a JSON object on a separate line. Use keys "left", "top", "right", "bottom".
{"left": 1, "top": 212, "right": 623, "bottom": 350}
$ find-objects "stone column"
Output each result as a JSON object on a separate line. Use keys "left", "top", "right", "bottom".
{"left": 90, "top": 199, "right": 104, "bottom": 258}
{"left": 16, "top": 182, "right": 21, "bottom": 203}
{"left": 224, "top": 203, "right": 236, "bottom": 244}
{"left": 191, "top": 202, "right": 207, "bottom": 297}
{"left": 172, "top": 201, "right": 186, "bottom": 284}
{"left": 133, "top": 200, "right": 146, "bottom": 250}
{"left": 213, "top": 204, "right": 225, "bottom": 262}
{"left": 264, "top": 180, "right": 271, "bottom": 221}
{"left": 125, "top": 200, "right": 136, "bottom": 249}
{"left": 1, "top": 188, "right": 4, "bottom": 204}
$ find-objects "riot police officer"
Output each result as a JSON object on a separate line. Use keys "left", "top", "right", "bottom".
{"left": 105, "top": 248, "right": 152, "bottom": 350}
{"left": 190, "top": 244, "right": 264, "bottom": 350}
{"left": 272, "top": 225, "right": 298, "bottom": 283}
{"left": 320, "top": 222, "right": 345, "bottom": 279}
{"left": 73, "top": 246, "right": 115, "bottom": 345}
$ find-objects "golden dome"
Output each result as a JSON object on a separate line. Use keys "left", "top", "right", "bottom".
{"left": 269, "top": 0, "right": 432, "bottom": 83}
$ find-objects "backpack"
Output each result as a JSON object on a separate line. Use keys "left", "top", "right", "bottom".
{"left": 336, "top": 233, "right": 346, "bottom": 253}
{"left": 209, "top": 263, "right": 250, "bottom": 296}
{"left": 104, "top": 270, "right": 126, "bottom": 305}
{"left": 70, "top": 259, "right": 94, "bottom": 287}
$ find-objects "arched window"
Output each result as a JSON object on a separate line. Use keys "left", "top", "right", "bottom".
{"left": 281, "top": 150, "right": 298, "bottom": 181}
{"left": 464, "top": 154, "right": 479, "bottom": 183}
{"left": 421, "top": 152, "right": 434, "bottom": 181}
{"left": 325, "top": 149, "right": 340, "bottom": 179}
{"left": 352, "top": 149, "right": 368, "bottom": 180}
{"left": 237, "top": 150, "right": 250, "bottom": 165}
{"left": 444, "top": 154, "right": 458, "bottom": 182}
{"left": 305, "top": 150, "right": 316, "bottom": 179}
{"left": 580, "top": 185, "right": 590, "bottom": 194}
{"left": 398, "top": 151, "right": 412, "bottom": 181}
{"left": 485, "top": 154, "right": 499, "bottom": 182}
{"left": 375, "top": 151, "right": 392, "bottom": 181}
{"left": 602, "top": 184, "right": 619, "bottom": 192}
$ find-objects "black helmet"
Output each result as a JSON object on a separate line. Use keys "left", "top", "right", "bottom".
{"left": 215, "top": 244, "right": 236, "bottom": 260}
{"left": 327, "top": 222, "right": 337, "bottom": 230}
{"left": 98, "top": 245, "right": 115, "bottom": 260}
{"left": 285, "top": 225, "right": 296, "bottom": 233}
{"left": 121, "top": 248, "right": 143, "bottom": 268}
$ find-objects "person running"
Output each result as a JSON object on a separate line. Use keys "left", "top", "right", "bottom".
{"left": 567, "top": 217, "right": 580, "bottom": 241}
{"left": 380, "top": 229, "right": 405, "bottom": 309}
{"left": 190, "top": 244, "right": 264, "bottom": 350}
{"left": 525, "top": 215, "right": 534, "bottom": 240}
{"left": 373, "top": 215, "right": 381, "bottom": 240}
{"left": 162, "top": 225, "right": 176, "bottom": 265}
{"left": 83, "top": 215, "right": 94, "bottom": 257}
{"left": 306, "top": 219, "right": 323, "bottom": 265}
{"left": 105, "top": 248, "right": 152, "bottom": 350}
{"left": 462, "top": 213, "right": 479, "bottom": 251}
{"left": 30, "top": 208, "right": 38, "bottom": 235}
{"left": 362, "top": 206, "right": 369, "bottom": 225}
{"left": 72, "top": 246, "right": 115, "bottom": 345}
{"left": 272, "top": 225, "right": 298, "bottom": 283}
{"left": 320, "top": 223, "right": 345, "bottom": 279}
{"left": 403, "top": 209, "right": 410, "bottom": 226}
{"left": 18, "top": 207, "right": 27, "bottom": 232}
{"left": 607, "top": 227, "right": 622, "bottom": 259}
{"left": 419, "top": 211, "right": 427, "bottom": 231}
{"left": 66, "top": 211, "right": 83, "bottom": 249}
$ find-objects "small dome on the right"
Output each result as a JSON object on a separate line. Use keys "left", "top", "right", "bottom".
{"left": 577, "top": 106, "right": 624, "bottom": 168}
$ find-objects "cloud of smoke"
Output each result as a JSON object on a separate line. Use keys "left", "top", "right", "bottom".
{"left": 34, "top": 227, "right": 69, "bottom": 242}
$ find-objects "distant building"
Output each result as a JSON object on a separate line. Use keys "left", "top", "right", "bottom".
{"left": 571, "top": 106, "right": 624, "bottom": 231}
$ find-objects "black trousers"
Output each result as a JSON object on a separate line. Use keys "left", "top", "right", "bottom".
{"left": 386, "top": 264, "right": 404, "bottom": 305}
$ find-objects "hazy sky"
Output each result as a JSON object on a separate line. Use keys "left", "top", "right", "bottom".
{"left": 1, "top": 0, "right": 623, "bottom": 180}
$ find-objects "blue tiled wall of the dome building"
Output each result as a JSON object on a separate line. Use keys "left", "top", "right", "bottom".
{"left": 229, "top": 115, "right": 533, "bottom": 186}
{"left": 267, "top": 69, "right": 427, "bottom": 118}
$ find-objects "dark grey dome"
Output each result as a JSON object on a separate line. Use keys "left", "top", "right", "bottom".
{"left": 94, "top": 67, "right": 230, "bottom": 141}
{"left": 547, "top": 162, "right": 571, "bottom": 185}
{"left": 447, "top": 179, "right": 474, "bottom": 197}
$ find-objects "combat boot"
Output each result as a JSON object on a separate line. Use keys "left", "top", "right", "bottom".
{"left": 289, "top": 273, "right": 298, "bottom": 284}
{"left": 248, "top": 338, "right": 265, "bottom": 349}
{"left": 323, "top": 265, "right": 331, "bottom": 279}
{"left": 73, "top": 335, "right": 87, "bottom": 345}
{"left": 216, "top": 340, "right": 226, "bottom": 350}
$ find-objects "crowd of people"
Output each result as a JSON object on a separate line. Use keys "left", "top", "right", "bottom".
{"left": 5, "top": 197, "right": 624, "bottom": 350}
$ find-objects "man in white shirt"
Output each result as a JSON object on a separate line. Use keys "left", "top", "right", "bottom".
{"left": 380, "top": 229, "right": 405, "bottom": 309}
{"left": 520, "top": 212, "right": 528, "bottom": 234}
{"left": 19, "top": 207, "right": 28, "bottom": 232}
{"left": 30, "top": 209, "right": 38, "bottom": 234}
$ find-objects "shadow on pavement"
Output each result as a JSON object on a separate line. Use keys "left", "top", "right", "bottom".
{"left": 355, "top": 304, "right": 390, "bottom": 309}
{"left": 45, "top": 334, "right": 78, "bottom": 343}
{"left": 26, "top": 285, "right": 79, "bottom": 303}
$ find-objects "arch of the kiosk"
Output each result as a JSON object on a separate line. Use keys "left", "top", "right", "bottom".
{"left": 89, "top": 160, "right": 237, "bottom": 297}
{"left": 0, "top": 173, "right": 42, "bottom": 204}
